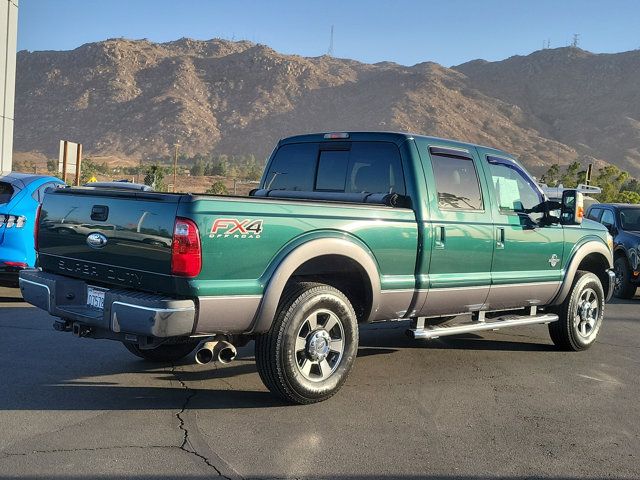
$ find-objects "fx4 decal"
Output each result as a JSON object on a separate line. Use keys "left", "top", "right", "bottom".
{"left": 209, "top": 218, "right": 263, "bottom": 239}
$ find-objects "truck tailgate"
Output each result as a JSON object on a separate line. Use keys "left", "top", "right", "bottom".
{"left": 38, "top": 188, "right": 181, "bottom": 293}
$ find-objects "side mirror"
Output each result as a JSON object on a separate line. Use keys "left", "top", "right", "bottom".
{"left": 560, "top": 190, "right": 584, "bottom": 225}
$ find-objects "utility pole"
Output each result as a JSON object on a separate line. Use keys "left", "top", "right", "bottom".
{"left": 327, "top": 25, "right": 334, "bottom": 56}
{"left": 173, "top": 143, "right": 180, "bottom": 193}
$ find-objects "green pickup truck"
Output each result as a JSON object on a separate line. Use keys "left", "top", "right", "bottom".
{"left": 19, "top": 132, "right": 615, "bottom": 404}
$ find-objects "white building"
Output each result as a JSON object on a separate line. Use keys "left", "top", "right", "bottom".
{"left": 1, "top": 0, "right": 18, "bottom": 172}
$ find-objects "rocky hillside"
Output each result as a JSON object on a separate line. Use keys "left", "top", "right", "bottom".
{"left": 14, "top": 38, "right": 640, "bottom": 175}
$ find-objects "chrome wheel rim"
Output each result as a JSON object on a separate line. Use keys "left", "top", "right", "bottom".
{"left": 294, "top": 309, "right": 345, "bottom": 382}
{"left": 613, "top": 263, "right": 624, "bottom": 295}
{"left": 575, "top": 287, "right": 599, "bottom": 339}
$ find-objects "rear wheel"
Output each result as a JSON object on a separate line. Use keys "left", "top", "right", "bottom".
{"left": 548, "top": 271, "right": 604, "bottom": 351}
{"left": 613, "top": 256, "right": 636, "bottom": 299}
{"left": 255, "top": 282, "right": 358, "bottom": 404}
{"left": 122, "top": 341, "right": 199, "bottom": 362}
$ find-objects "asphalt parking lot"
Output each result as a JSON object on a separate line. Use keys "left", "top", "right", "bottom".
{"left": 0, "top": 285, "right": 638, "bottom": 480}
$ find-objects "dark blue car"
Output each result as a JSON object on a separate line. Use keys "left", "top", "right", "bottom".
{"left": 586, "top": 203, "right": 640, "bottom": 298}
{"left": 0, "top": 173, "right": 64, "bottom": 287}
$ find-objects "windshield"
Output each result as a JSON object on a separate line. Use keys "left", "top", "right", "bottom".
{"left": 619, "top": 207, "right": 640, "bottom": 231}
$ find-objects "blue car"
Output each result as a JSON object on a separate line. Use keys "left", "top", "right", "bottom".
{"left": 0, "top": 173, "right": 64, "bottom": 287}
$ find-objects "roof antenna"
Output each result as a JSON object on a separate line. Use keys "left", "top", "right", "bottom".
{"left": 327, "top": 25, "right": 334, "bottom": 56}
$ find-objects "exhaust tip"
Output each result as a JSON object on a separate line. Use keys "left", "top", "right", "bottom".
{"left": 217, "top": 345, "right": 237, "bottom": 364}
{"left": 195, "top": 348, "right": 213, "bottom": 365}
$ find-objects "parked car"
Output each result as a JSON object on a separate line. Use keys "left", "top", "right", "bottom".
{"left": 586, "top": 203, "right": 640, "bottom": 298}
{"left": 0, "top": 172, "right": 65, "bottom": 287}
{"left": 20, "top": 132, "right": 614, "bottom": 404}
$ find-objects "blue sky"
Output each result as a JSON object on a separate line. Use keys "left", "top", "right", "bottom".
{"left": 17, "top": 0, "right": 640, "bottom": 66}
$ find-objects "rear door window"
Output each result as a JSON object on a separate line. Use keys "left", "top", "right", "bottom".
{"left": 0, "top": 182, "right": 15, "bottom": 204}
{"left": 431, "top": 155, "right": 483, "bottom": 210}
{"left": 587, "top": 208, "right": 603, "bottom": 221}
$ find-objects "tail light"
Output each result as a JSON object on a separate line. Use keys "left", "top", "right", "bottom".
{"left": 171, "top": 217, "right": 202, "bottom": 277}
{"left": 2, "top": 261, "right": 28, "bottom": 269}
{"left": 34, "top": 206, "right": 42, "bottom": 251}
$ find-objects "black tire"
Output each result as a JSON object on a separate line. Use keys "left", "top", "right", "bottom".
{"left": 613, "top": 256, "right": 637, "bottom": 299}
{"left": 255, "top": 282, "right": 359, "bottom": 404}
{"left": 548, "top": 271, "right": 604, "bottom": 351}
{"left": 122, "top": 341, "right": 199, "bottom": 362}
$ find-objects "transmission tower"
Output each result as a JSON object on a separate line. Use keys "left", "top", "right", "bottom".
{"left": 327, "top": 25, "right": 334, "bottom": 56}
{"left": 572, "top": 33, "right": 580, "bottom": 48}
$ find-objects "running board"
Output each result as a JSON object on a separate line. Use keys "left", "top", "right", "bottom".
{"left": 406, "top": 313, "right": 559, "bottom": 340}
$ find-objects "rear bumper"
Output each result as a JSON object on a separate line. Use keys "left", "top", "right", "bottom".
{"left": 18, "top": 269, "right": 196, "bottom": 337}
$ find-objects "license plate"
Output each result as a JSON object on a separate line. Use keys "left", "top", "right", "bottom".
{"left": 87, "top": 286, "right": 106, "bottom": 310}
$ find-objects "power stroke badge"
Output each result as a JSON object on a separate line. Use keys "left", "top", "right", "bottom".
{"left": 209, "top": 218, "right": 264, "bottom": 239}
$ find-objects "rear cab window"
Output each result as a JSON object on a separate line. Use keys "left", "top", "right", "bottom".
{"left": 263, "top": 141, "right": 406, "bottom": 195}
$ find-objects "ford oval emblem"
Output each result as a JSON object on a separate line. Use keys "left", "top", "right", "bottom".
{"left": 86, "top": 232, "right": 108, "bottom": 249}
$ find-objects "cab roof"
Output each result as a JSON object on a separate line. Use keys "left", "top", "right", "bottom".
{"left": 279, "top": 131, "right": 513, "bottom": 159}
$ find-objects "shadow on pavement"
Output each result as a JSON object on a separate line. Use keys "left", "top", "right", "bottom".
{"left": 359, "top": 324, "right": 557, "bottom": 352}
{"left": 0, "top": 475, "right": 628, "bottom": 480}
{"left": 0, "top": 295, "right": 24, "bottom": 303}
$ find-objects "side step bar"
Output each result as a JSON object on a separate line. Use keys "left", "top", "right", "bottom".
{"left": 406, "top": 312, "right": 559, "bottom": 340}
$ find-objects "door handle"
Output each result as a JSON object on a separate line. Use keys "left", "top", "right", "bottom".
{"left": 434, "top": 226, "right": 445, "bottom": 249}
{"left": 496, "top": 227, "right": 505, "bottom": 249}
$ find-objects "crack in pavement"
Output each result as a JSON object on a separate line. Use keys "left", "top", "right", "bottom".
{"left": 171, "top": 364, "right": 240, "bottom": 480}
{"left": 1, "top": 445, "right": 175, "bottom": 457}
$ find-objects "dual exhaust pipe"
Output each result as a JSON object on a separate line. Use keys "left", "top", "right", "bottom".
{"left": 195, "top": 339, "right": 237, "bottom": 365}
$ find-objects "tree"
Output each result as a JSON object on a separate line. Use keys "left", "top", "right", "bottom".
{"left": 190, "top": 159, "right": 205, "bottom": 176}
{"left": 47, "top": 159, "right": 58, "bottom": 174}
{"left": 206, "top": 181, "right": 228, "bottom": 195}
{"left": 615, "top": 190, "right": 640, "bottom": 204}
{"left": 540, "top": 164, "right": 560, "bottom": 186}
{"left": 558, "top": 161, "right": 581, "bottom": 188}
{"left": 245, "top": 164, "right": 262, "bottom": 181}
{"left": 143, "top": 165, "right": 167, "bottom": 191}
{"left": 594, "top": 165, "right": 629, "bottom": 203}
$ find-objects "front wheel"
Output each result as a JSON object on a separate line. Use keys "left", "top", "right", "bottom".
{"left": 613, "top": 256, "right": 637, "bottom": 299}
{"left": 255, "top": 282, "right": 359, "bottom": 404}
{"left": 548, "top": 271, "right": 604, "bottom": 351}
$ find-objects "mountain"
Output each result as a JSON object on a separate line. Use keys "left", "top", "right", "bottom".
{"left": 455, "top": 47, "right": 640, "bottom": 176}
{"left": 14, "top": 39, "right": 640, "bottom": 176}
